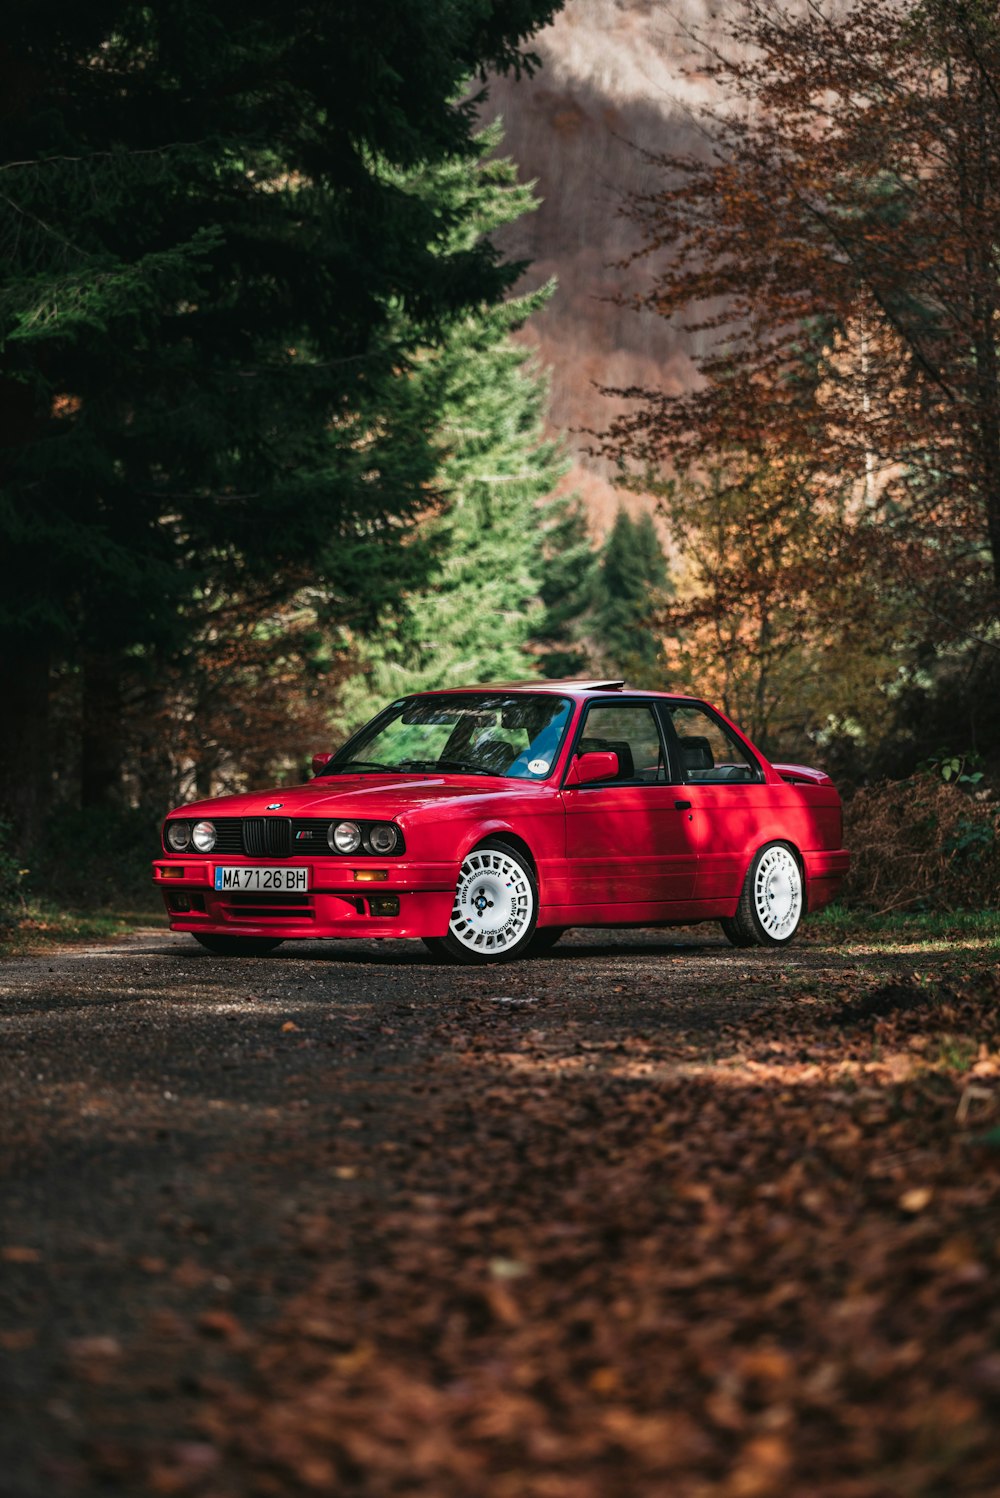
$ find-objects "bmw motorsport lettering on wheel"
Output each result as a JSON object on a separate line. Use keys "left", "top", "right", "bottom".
{"left": 152, "top": 680, "right": 850, "bottom": 962}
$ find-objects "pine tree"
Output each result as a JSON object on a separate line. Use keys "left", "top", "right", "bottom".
{"left": 336, "top": 129, "right": 567, "bottom": 730}
{"left": 591, "top": 509, "right": 671, "bottom": 687}
{"left": 535, "top": 494, "right": 597, "bottom": 679}
{"left": 0, "top": 0, "right": 563, "bottom": 839}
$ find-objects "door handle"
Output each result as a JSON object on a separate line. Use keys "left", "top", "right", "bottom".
{"left": 674, "top": 799, "right": 692, "bottom": 811}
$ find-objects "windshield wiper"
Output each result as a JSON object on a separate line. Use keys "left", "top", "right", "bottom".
{"left": 398, "top": 758, "right": 497, "bottom": 777}
{"left": 327, "top": 760, "right": 398, "bottom": 774}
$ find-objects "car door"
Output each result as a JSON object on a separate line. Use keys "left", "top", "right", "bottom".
{"left": 560, "top": 700, "right": 699, "bottom": 914}
{"left": 657, "top": 700, "right": 774, "bottom": 903}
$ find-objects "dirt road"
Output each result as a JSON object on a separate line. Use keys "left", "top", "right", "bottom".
{"left": 2, "top": 925, "right": 998, "bottom": 1496}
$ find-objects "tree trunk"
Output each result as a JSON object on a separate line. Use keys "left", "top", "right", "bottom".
{"left": 80, "top": 652, "right": 125, "bottom": 808}
{"left": 983, "top": 465, "right": 1000, "bottom": 604}
{"left": 0, "top": 648, "right": 51, "bottom": 850}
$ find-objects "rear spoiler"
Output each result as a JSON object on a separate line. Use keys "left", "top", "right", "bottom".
{"left": 772, "top": 762, "right": 833, "bottom": 786}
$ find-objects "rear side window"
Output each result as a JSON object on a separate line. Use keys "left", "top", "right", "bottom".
{"left": 665, "top": 704, "right": 763, "bottom": 784}
{"left": 575, "top": 704, "right": 667, "bottom": 783}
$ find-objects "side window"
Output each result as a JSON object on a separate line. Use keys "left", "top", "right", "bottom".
{"left": 666, "top": 704, "right": 762, "bottom": 784}
{"left": 576, "top": 704, "right": 666, "bottom": 784}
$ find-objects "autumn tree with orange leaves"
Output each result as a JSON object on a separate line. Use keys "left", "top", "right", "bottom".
{"left": 641, "top": 452, "right": 900, "bottom": 754}
{"left": 605, "top": 0, "right": 1000, "bottom": 713}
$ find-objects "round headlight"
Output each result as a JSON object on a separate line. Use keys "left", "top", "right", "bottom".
{"left": 368, "top": 823, "right": 398, "bottom": 854}
{"left": 192, "top": 820, "right": 217, "bottom": 853}
{"left": 166, "top": 821, "right": 190, "bottom": 852}
{"left": 330, "top": 820, "right": 361, "bottom": 854}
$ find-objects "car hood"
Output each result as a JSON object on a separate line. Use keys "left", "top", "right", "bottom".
{"left": 170, "top": 774, "right": 519, "bottom": 821}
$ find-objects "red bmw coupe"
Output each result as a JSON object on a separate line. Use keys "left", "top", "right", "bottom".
{"left": 152, "top": 680, "right": 849, "bottom": 962}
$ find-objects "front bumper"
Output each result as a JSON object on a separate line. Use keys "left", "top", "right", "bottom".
{"left": 151, "top": 858, "right": 457, "bottom": 940}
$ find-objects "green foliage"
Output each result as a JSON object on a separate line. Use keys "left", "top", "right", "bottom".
{"left": 591, "top": 509, "right": 670, "bottom": 686}
{"left": 943, "top": 817, "right": 996, "bottom": 864}
{"left": 336, "top": 130, "right": 567, "bottom": 727}
{"left": 536, "top": 495, "right": 597, "bottom": 678}
{"left": 925, "top": 755, "right": 985, "bottom": 787}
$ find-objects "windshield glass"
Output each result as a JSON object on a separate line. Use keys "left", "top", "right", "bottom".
{"left": 321, "top": 693, "right": 574, "bottom": 781}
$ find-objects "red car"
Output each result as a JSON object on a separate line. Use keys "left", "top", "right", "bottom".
{"left": 153, "top": 680, "right": 849, "bottom": 962}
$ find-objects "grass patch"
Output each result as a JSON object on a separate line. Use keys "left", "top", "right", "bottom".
{"left": 808, "top": 903, "right": 1000, "bottom": 950}
{"left": 0, "top": 900, "right": 165, "bottom": 956}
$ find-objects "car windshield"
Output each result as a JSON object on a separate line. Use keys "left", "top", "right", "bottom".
{"left": 321, "top": 693, "right": 574, "bottom": 781}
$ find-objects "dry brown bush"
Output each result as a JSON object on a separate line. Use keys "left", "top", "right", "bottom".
{"left": 841, "top": 773, "right": 1000, "bottom": 913}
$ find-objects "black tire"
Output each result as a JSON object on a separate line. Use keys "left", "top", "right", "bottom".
{"left": 192, "top": 933, "right": 284, "bottom": 956}
{"left": 424, "top": 838, "right": 539, "bottom": 965}
{"left": 720, "top": 841, "right": 804, "bottom": 949}
{"left": 525, "top": 926, "right": 565, "bottom": 956}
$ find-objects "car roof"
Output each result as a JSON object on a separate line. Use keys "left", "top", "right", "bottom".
{"left": 417, "top": 680, "right": 701, "bottom": 702}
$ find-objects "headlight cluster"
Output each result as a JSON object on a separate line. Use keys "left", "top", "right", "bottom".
{"left": 163, "top": 817, "right": 401, "bottom": 856}
{"left": 327, "top": 820, "right": 398, "bottom": 855}
{"left": 165, "top": 820, "right": 217, "bottom": 852}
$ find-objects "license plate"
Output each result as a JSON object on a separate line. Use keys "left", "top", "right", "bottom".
{"left": 214, "top": 866, "right": 310, "bottom": 892}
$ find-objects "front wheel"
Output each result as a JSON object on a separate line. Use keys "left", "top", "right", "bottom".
{"left": 720, "top": 842, "right": 803, "bottom": 948}
{"left": 192, "top": 934, "right": 284, "bottom": 956}
{"left": 424, "top": 840, "right": 538, "bottom": 964}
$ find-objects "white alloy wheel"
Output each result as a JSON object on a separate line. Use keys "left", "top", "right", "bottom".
{"left": 450, "top": 846, "right": 535, "bottom": 956}
{"left": 720, "top": 840, "right": 804, "bottom": 948}
{"left": 423, "top": 841, "right": 538, "bottom": 964}
{"left": 753, "top": 843, "right": 802, "bottom": 940}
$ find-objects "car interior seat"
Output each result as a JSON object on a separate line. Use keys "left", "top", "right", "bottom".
{"left": 677, "top": 735, "right": 714, "bottom": 777}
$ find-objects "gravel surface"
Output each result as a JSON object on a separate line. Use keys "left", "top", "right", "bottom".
{"left": 0, "top": 923, "right": 991, "bottom": 1496}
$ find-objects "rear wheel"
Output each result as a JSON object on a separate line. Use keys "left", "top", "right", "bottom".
{"left": 424, "top": 839, "right": 538, "bottom": 964}
{"left": 720, "top": 842, "right": 803, "bottom": 948}
{"left": 192, "top": 934, "right": 284, "bottom": 956}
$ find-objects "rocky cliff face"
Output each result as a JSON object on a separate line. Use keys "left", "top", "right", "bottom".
{"left": 486, "top": 0, "right": 739, "bottom": 528}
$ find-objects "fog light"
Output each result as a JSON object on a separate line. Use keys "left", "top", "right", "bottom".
{"left": 368, "top": 895, "right": 399, "bottom": 917}
{"left": 354, "top": 869, "right": 388, "bottom": 882}
{"left": 166, "top": 893, "right": 191, "bottom": 912}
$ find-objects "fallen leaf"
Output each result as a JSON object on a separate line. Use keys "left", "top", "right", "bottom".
{"left": 2, "top": 1245, "right": 41, "bottom": 1263}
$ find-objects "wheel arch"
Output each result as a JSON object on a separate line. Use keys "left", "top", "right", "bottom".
{"left": 464, "top": 825, "right": 537, "bottom": 875}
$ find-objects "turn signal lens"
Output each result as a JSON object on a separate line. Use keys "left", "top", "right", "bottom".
{"left": 354, "top": 869, "right": 388, "bottom": 882}
{"left": 330, "top": 820, "right": 361, "bottom": 853}
{"left": 368, "top": 823, "right": 399, "bottom": 854}
{"left": 192, "top": 820, "right": 217, "bottom": 852}
{"left": 161, "top": 867, "right": 186, "bottom": 880}
{"left": 166, "top": 821, "right": 190, "bottom": 852}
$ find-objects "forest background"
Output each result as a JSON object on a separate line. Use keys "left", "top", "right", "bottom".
{"left": 1, "top": 0, "right": 998, "bottom": 928}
